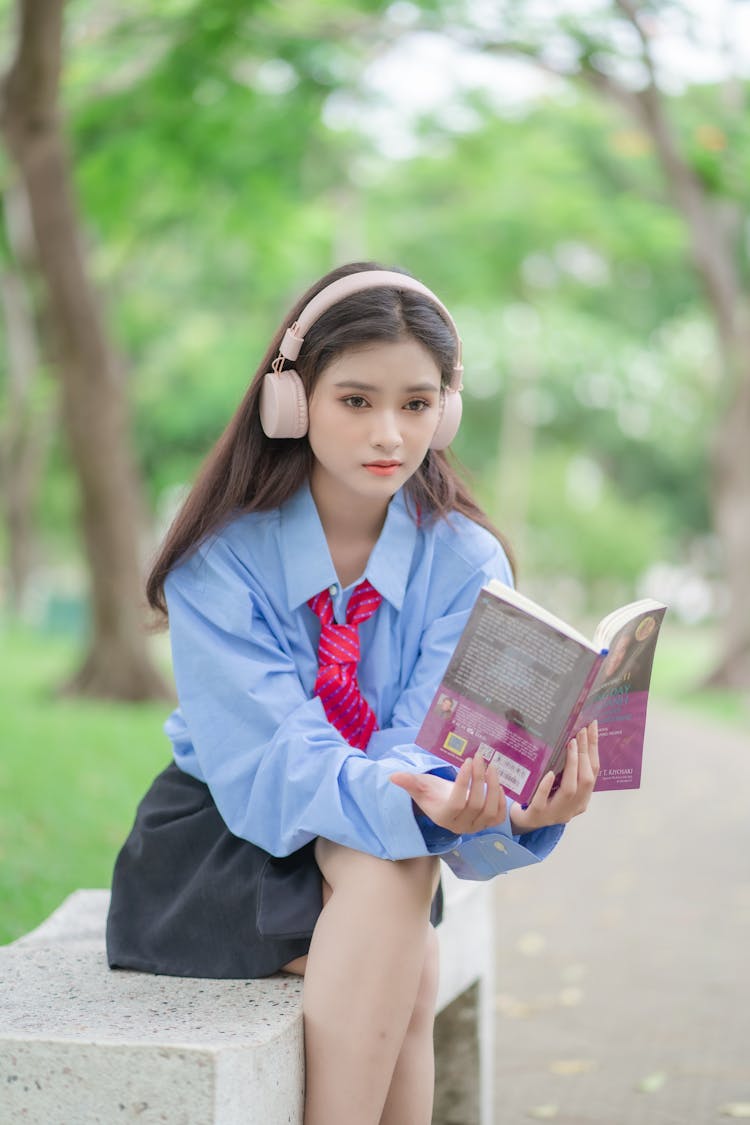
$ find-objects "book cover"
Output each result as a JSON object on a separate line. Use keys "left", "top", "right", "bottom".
{"left": 571, "top": 605, "right": 666, "bottom": 792}
{"left": 415, "top": 586, "right": 666, "bottom": 805}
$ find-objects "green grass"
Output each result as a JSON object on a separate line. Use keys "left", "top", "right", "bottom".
{"left": 0, "top": 628, "right": 171, "bottom": 943}
{"left": 1, "top": 620, "right": 747, "bottom": 944}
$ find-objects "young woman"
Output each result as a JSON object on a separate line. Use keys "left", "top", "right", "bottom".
{"left": 107, "top": 261, "right": 599, "bottom": 1125}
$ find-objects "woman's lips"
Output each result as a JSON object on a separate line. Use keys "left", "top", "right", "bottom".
{"left": 363, "top": 462, "right": 402, "bottom": 476}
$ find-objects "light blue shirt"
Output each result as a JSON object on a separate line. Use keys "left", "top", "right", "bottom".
{"left": 163, "top": 482, "right": 564, "bottom": 880}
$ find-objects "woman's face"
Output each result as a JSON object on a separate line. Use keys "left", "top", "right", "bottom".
{"left": 306, "top": 336, "right": 442, "bottom": 513}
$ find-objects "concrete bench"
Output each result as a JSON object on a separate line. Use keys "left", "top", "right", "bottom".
{"left": 0, "top": 870, "right": 494, "bottom": 1124}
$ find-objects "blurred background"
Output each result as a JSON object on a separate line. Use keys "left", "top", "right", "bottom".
{"left": 1, "top": 0, "right": 748, "bottom": 946}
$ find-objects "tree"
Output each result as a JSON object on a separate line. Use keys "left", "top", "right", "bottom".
{"left": 0, "top": 178, "right": 54, "bottom": 615}
{"left": 0, "top": 0, "right": 168, "bottom": 699}
{"left": 414, "top": 0, "right": 750, "bottom": 686}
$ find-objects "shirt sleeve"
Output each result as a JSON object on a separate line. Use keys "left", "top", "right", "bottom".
{"left": 364, "top": 539, "right": 565, "bottom": 879}
{"left": 165, "top": 535, "right": 460, "bottom": 862}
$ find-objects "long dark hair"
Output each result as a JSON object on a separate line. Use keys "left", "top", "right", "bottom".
{"left": 146, "top": 261, "right": 514, "bottom": 617}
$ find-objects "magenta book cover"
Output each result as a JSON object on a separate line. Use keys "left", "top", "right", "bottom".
{"left": 586, "top": 692, "right": 650, "bottom": 790}
{"left": 416, "top": 691, "right": 558, "bottom": 804}
{"left": 414, "top": 589, "right": 600, "bottom": 805}
{"left": 416, "top": 590, "right": 666, "bottom": 803}
{"left": 577, "top": 606, "right": 666, "bottom": 791}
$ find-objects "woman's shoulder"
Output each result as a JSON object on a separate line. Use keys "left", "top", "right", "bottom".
{"left": 428, "top": 509, "right": 513, "bottom": 585}
{"left": 171, "top": 507, "right": 281, "bottom": 584}
{"left": 214, "top": 507, "right": 281, "bottom": 552}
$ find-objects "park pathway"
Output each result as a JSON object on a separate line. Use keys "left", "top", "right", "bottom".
{"left": 490, "top": 702, "right": 749, "bottom": 1125}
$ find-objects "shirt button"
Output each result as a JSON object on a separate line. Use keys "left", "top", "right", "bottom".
{"left": 329, "top": 584, "right": 338, "bottom": 596}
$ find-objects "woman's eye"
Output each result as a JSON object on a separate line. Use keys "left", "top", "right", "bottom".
{"left": 343, "top": 395, "right": 368, "bottom": 409}
{"left": 405, "top": 399, "right": 430, "bottom": 412}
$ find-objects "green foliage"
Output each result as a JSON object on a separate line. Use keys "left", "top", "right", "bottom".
{"left": 3, "top": 0, "right": 748, "bottom": 606}
{"left": 369, "top": 92, "right": 696, "bottom": 331}
{"left": 526, "top": 443, "right": 671, "bottom": 580}
{"left": 450, "top": 295, "right": 715, "bottom": 577}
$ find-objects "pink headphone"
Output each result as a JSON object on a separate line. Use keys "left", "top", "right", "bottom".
{"left": 259, "top": 269, "right": 464, "bottom": 450}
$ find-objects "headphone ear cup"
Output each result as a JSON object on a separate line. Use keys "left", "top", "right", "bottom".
{"left": 429, "top": 389, "right": 462, "bottom": 450}
{"left": 259, "top": 369, "right": 308, "bottom": 439}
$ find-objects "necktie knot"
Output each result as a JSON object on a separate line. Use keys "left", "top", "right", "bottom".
{"left": 318, "top": 621, "right": 360, "bottom": 668}
{"left": 308, "top": 579, "right": 382, "bottom": 751}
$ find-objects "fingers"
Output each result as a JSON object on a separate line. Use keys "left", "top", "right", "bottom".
{"left": 392, "top": 756, "right": 507, "bottom": 834}
{"left": 587, "top": 719, "right": 600, "bottom": 775}
{"left": 485, "top": 756, "right": 507, "bottom": 824}
{"left": 558, "top": 730, "right": 579, "bottom": 800}
{"left": 463, "top": 753, "right": 509, "bottom": 829}
{"left": 512, "top": 721, "right": 601, "bottom": 832}
{"left": 533, "top": 769, "right": 556, "bottom": 804}
{"left": 465, "top": 753, "right": 489, "bottom": 818}
{"left": 557, "top": 721, "right": 599, "bottom": 819}
{"left": 437, "top": 754, "right": 507, "bottom": 832}
{"left": 389, "top": 771, "right": 421, "bottom": 799}
{"left": 575, "top": 720, "right": 599, "bottom": 789}
{"left": 467, "top": 753, "right": 505, "bottom": 829}
{"left": 576, "top": 724, "right": 590, "bottom": 787}
{"left": 452, "top": 757, "right": 473, "bottom": 809}
{"left": 444, "top": 756, "right": 487, "bottom": 827}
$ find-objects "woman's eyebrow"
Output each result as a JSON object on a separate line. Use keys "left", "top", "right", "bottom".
{"left": 333, "top": 380, "right": 440, "bottom": 393}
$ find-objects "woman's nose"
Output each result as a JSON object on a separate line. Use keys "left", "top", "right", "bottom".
{"left": 371, "top": 410, "right": 403, "bottom": 450}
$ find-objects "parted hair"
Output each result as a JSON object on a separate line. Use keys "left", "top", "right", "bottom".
{"left": 146, "top": 261, "right": 514, "bottom": 617}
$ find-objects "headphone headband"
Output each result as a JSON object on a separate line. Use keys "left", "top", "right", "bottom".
{"left": 276, "top": 269, "right": 463, "bottom": 392}
{"left": 259, "top": 268, "right": 465, "bottom": 447}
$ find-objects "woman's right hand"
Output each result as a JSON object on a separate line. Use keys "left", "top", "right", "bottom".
{"left": 390, "top": 752, "right": 507, "bottom": 835}
{"left": 509, "top": 720, "right": 599, "bottom": 833}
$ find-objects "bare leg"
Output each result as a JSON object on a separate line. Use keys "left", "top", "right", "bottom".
{"left": 294, "top": 839, "right": 438, "bottom": 1125}
{"left": 378, "top": 922, "right": 440, "bottom": 1125}
{"left": 283, "top": 913, "right": 439, "bottom": 1125}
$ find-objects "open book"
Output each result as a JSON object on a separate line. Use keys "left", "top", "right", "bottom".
{"left": 415, "top": 581, "right": 667, "bottom": 805}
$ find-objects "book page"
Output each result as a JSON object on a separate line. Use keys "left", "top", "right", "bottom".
{"left": 486, "top": 580, "right": 597, "bottom": 649}
{"left": 592, "top": 597, "right": 666, "bottom": 649}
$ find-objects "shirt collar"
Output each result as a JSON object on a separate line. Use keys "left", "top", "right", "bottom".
{"left": 280, "top": 481, "right": 418, "bottom": 612}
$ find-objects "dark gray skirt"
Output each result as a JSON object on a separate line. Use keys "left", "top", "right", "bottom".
{"left": 106, "top": 762, "right": 442, "bottom": 980}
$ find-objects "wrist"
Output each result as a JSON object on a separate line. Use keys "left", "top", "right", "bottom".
{"left": 510, "top": 802, "right": 537, "bottom": 834}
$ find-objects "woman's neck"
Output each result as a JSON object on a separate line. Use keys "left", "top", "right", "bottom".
{"left": 309, "top": 472, "right": 389, "bottom": 557}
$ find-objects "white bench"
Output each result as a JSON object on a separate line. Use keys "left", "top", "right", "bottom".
{"left": 0, "top": 871, "right": 494, "bottom": 1124}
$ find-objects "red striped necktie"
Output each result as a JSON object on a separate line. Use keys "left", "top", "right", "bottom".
{"left": 308, "top": 579, "right": 383, "bottom": 751}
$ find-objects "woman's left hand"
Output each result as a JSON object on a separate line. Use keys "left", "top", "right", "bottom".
{"left": 509, "top": 720, "right": 599, "bottom": 834}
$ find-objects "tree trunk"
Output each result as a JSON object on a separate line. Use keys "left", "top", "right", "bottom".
{"left": 633, "top": 91, "right": 750, "bottom": 687}
{"left": 0, "top": 0, "right": 169, "bottom": 699}
{"left": 706, "top": 338, "right": 750, "bottom": 689}
{"left": 0, "top": 266, "right": 51, "bottom": 616}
